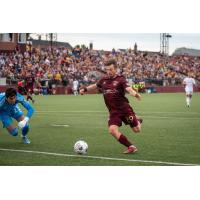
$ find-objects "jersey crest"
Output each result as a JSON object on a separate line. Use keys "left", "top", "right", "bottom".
{"left": 112, "top": 81, "right": 119, "bottom": 86}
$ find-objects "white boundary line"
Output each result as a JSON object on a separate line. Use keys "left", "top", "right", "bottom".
{"left": 35, "top": 113, "right": 200, "bottom": 120}
{"left": 0, "top": 148, "right": 198, "bottom": 166}
{"left": 36, "top": 110, "right": 200, "bottom": 115}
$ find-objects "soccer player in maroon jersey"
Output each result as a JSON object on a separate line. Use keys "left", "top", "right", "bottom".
{"left": 17, "top": 78, "right": 35, "bottom": 104}
{"left": 24, "top": 75, "right": 35, "bottom": 103}
{"left": 17, "top": 80, "right": 26, "bottom": 95}
{"left": 80, "top": 59, "right": 142, "bottom": 154}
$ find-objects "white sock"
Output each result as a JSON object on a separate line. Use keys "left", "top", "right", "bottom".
{"left": 189, "top": 97, "right": 192, "bottom": 105}
{"left": 186, "top": 97, "right": 190, "bottom": 106}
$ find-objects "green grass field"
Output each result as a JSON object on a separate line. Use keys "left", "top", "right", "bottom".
{"left": 0, "top": 93, "right": 200, "bottom": 166}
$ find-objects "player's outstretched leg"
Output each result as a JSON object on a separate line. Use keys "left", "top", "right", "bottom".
{"left": 21, "top": 124, "right": 31, "bottom": 144}
{"left": 118, "top": 116, "right": 142, "bottom": 154}
{"left": 108, "top": 125, "right": 137, "bottom": 154}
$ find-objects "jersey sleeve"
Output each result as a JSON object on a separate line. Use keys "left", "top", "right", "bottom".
{"left": 17, "top": 93, "right": 35, "bottom": 118}
{"left": 0, "top": 93, "right": 6, "bottom": 108}
{"left": 96, "top": 78, "right": 103, "bottom": 89}
{"left": 120, "top": 76, "right": 131, "bottom": 90}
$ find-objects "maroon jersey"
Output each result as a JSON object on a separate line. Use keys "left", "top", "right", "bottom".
{"left": 25, "top": 76, "right": 35, "bottom": 87}
{"left": 25, "top": 76, "right": 35, "bottom": 93}
{"left": 97, "top": 75, "right": 138, "bottom": 127}
{"left": 96, "top": 75, "right": 131, "bottom": 112}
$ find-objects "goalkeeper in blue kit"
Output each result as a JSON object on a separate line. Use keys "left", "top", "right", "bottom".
{"left": 0, "top": 88, "right": 35, "bottom": 144}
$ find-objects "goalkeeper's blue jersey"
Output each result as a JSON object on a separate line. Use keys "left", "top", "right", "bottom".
{"left": 0, "top": 92, "right": 34, "bottom": 118}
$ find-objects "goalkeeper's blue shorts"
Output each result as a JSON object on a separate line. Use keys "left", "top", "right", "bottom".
{"left": 0, "top": 105, "right": 23, "bottom": 128}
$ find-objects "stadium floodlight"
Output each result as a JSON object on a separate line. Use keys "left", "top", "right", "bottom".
{"left": 160, "top": 33, "right": 172, "bottom": 55}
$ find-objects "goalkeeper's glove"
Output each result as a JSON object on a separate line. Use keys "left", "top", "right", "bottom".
{"left": 18, "top": 117, "right": 29, "bottom": 129}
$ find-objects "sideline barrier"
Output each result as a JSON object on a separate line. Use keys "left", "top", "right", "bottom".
{"left": 153, "top": 85, "right": 200, "bottom": 93}
{"left": 0, "top": 85, "right": 199, "bottom": 94}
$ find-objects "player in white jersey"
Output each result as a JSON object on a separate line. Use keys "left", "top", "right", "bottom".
{"left": 73, "top": 79, "right": 79, "bottom": 96}
{"left": 183, "top": 74, "right": 196, "bottom": 107}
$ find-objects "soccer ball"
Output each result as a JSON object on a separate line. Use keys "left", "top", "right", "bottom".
{"left": 74, "top": 140, "right": 88, "bottom": 154}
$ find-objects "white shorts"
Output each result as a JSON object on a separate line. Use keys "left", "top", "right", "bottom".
{"left": 185, "top": 88, "right": 193, "bottom": 95}
{"left": 73, "top": 87, "right": 78, "bottom": 91}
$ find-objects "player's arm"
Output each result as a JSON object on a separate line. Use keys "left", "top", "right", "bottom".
{"left": 183, "top": 78, "right": 187, "bottom": 86}
{"left": 126, "top": 86, "right": 141, "bottom": 101}
{"left": 80, "top": 84, "right": 97, "bottom": 95}
{"left": 18, "top": 94, "right": 35, "bottom": 118}
{"left": 193, "top": 78, "right": 196, "bottom": 86}
{"left": 17, "top": 94, "right": 35, "bottom": 129}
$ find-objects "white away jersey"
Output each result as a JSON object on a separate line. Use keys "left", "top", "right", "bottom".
{"left": 183, "top": 77, "right": 196, "bottom": 91}
{"left": 73, "top": 80, "right": 79, "bottom": 90}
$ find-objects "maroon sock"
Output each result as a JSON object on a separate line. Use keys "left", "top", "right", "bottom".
{"left": 27, "top": 95, "right": 33, "bottom": 101}
{"left": 118, "top": 134, "right": 132, "bottom": 147}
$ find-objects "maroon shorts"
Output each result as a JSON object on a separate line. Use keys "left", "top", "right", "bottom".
{"left": 108, "top": 105, "right": 138, "bottom": 128}
{"left": 25, "top": 86, "right": 33, "bottom": 94}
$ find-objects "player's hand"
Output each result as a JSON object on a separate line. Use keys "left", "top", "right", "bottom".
{"left": 135, "top": 93, "right": 141, "bottom": 101}
{"left": 18, "top": 117, "right": 29, "bottom": 129}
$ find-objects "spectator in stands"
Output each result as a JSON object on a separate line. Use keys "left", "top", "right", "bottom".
{"left": 0, "top": 45, "right": 199, "bottom": 94}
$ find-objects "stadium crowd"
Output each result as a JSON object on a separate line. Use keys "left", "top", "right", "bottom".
{"left": 0, "top": 45, "right": 200, "bottom": 93}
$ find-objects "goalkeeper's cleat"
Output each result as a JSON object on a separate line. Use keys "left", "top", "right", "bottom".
{"left": 22, "top": 136, "right": 31, "bottom": 144}
{"left": 123, "top": 145, "right": 138, "bottom": 154}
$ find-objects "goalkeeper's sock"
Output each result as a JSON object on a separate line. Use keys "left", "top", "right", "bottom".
{"left": 22, "top": 124, "right": 29, "bottom": 136}
{"left": 118, "top": 134, "right": 132, "bottom": 147}
{"left": 10, "top": 128, "right": 18, "bottom": 137}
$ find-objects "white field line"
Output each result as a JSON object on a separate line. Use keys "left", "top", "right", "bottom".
{"left": 36, "top": 110, "right": 200, "bottom": 115}
{"left": 35, "top": 113, "right": 200, "bottom": 120}
{"left": 0, "top": 148, "right": 198, "bottom": 166}
{"left": 51, "top": 124, "right": 69, "bottom": 127}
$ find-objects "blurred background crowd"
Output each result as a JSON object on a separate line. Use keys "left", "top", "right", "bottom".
{"left": 0, "top": 45, "right": 200, "bottom": 94}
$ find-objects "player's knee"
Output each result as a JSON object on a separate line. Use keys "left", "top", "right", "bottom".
{"left": 10, "top": 128, "right": 18, "bottom": 136}
{"left": 132, "top": 126, "right": 141, "bottom": 133}
{"left": 109, "top": 126, "right": 117, "bottom": 135}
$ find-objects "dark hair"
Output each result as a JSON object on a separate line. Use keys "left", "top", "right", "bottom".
{"left": 5, "top": 88, "right": 17, "bottom": 98}
{"left": 105, "top": 59, "right": 117, "bottom": 68}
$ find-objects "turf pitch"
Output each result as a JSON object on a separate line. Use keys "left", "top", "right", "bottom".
{"left": 0, "top": 93, "right": 200, "bottom": 166}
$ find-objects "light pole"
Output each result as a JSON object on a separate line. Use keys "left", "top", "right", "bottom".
{"left": 160, "top": 33, "right": 172, "bottom": 55}
{"left": 50, "top": 33, "right": 53, "bottom": 53}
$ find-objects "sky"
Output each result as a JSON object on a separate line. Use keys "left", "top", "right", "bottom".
{"left": 56, "top": 33, "right": 200, "bottom": 55}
